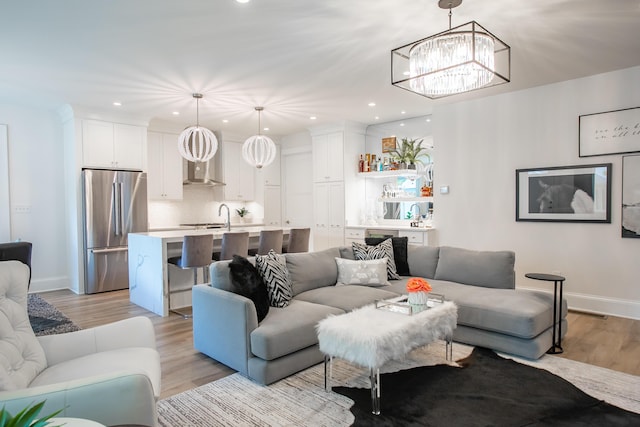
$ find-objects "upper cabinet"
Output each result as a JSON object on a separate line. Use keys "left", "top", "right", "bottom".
{"left": 260, "top": 144, "right": 281, "bottom": 186}
{"left": 82, "top": 120, "right": 146, "bottom": 170}
{"left": 222, "top": 141, "right": 255, "bottom": 201}
{"left": 312, "top": 132, "right": 344, "bottom": 182}
{"left": 147, "top": 131, "right": 183, "bottom": 200}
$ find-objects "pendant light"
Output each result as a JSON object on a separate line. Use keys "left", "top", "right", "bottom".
{"left": 242, "top": 107, "right": 276, "bottom": 169}
{"left": 391, "top": 0, "right": 510, "bottom": 99}
{"left": 178, "top": 93, "right": 218, "bottom": 162}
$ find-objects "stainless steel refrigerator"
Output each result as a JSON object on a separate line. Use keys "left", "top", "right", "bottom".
{"left": 82, "top": 169, "right": 148, "bottom": 294}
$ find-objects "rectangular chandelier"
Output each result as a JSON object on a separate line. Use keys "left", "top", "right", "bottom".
{"left": 391, "top": 20, "right": 511, "bottom": 100}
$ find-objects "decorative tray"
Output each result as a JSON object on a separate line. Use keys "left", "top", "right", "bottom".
{"left": 375, "top": 293, "right": 445, "bottom": 315}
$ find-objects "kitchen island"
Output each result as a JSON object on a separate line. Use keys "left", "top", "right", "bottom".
{"left": 128, "top": 226, "right": 290, "bottom": 316}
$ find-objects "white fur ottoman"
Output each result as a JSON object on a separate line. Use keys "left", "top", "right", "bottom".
{"left": 316, "top": 300, "right": 457, "bottom": 415}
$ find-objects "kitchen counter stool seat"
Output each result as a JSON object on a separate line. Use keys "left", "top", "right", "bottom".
{"left": 282, "top": 228, "right": 310, "bottom": 253}
{"left": 168, "top": 234, "right": 213, "bottom": 318}
{"left": 213, "top": 231, "right": 250, "bottom": 261}
{"left": 249, "top": 229, "right": 284, "bottom": 255}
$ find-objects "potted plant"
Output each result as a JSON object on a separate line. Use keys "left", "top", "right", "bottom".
{"left": 236, "top": 207, "right": 249, "bottom": 223}
{"left": 391, "top": 138, "right": 431, "bottom": 169}
{"left": 0, "top": 401, "right": 62, "bottom": 427}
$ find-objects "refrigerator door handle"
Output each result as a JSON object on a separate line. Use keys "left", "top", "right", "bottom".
{"left": 91, "top": 247, "right": 128, "bottom": 254}
{"left": 119, "top": 182, "right": 125, "bottom": 236}
{"left": 112, "top": 182, "right": 120, "bottom": 236}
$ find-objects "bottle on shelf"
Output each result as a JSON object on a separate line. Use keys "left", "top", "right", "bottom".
{"left": 365, "top": 154, "right": 371, "bottom": 172}
{"left": 371, "top": 154, "right": 377, "bottom": 172}
{"left": 358, "top": 154, "right": 364, "bottom": 173}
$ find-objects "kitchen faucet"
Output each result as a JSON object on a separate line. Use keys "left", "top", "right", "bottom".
{"left": 218, "top": 203, "right": 231, "bottom": 231}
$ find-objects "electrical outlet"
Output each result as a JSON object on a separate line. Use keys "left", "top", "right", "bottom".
{"left": 13, "top": 205, "right": 31, "bottom": 213}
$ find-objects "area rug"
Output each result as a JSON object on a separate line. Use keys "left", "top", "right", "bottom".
{"left": 157, "top": 342, "right": 640, "bottom": 427}
{"left": 336, "top": 347, "right": 640, "bottom": 426}
{"left": 27, "top": 293, "right": 81, "bottom": 336}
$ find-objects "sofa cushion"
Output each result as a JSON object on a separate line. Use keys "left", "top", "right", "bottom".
{"left": 427, "top": 279, "right": 559, "bottom": 339}
{"left": 255, "top": 250, "right": 293, "bottom": 308}
{"left": 335, "top": 257, "right": 389, "bottom": 287}
{"left": 406, "top": 246, "right": 440, "bottom": 279}
{"left": 228, "top": 255, "right": 270, "bottom": 322}
{"left": 353, "top": 239, "right": 400, "bottom": 280}
{"left": 285, "top": 247, "right": 341, "bottom": 296}
{"left": 338, "top": 246, "right": 355, "bottom": 260}
{"left": 250, "top": 300, "right": 343, "bottom": 360}
{"left": 294, "top": 285, "right": 399, "bottom": 312}
{"left": 434, "top": 246, "right": 515, "bottom": 289}
{"left": 365, "top": 237, "right": 410, "bottom": 276}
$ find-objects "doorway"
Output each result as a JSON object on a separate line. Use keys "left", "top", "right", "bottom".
{"left": 282, "top": 148, "right": 313, "bottom": 243}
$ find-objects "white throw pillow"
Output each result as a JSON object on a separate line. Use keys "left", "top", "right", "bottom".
{"left": 335, "top": 257, "right": 390, "bottom": 287}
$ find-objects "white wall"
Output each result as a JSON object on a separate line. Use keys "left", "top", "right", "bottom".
{"left": 0, "top": 104, "right": 69, "bottom": 292}
{"left": 432, "top": 66, "right": 640, "bottom": 319}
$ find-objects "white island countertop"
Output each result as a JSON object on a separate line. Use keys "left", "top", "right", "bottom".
{"left": 345, "top": 224, "right": 434, "bottom": 232}
{"left": 128, "top": 226, "right": 291, "bottom": 316}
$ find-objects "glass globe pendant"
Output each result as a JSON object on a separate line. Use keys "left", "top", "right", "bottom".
{"left": 178, "top": 93, "right": 218, "bottom": 163}
{"left": 242, "top": 107, "right": 276, "bottom": 169}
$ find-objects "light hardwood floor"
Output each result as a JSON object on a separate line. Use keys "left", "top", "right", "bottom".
{"left": 38, "top": 289, "right": 640, "bottom": 399}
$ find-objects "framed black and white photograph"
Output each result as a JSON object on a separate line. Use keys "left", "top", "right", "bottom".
{"left": 516, "top": 164, "right": 612, "bottom": 223}
{"left": 579, "top": 107, "right": 640, "bottom": 157}
{"left": 622, "top": 154, "right": 640, "bottom": 238}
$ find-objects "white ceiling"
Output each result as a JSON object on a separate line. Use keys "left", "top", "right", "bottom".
{"left": 2, "top": 0, "right": 640, "bottom": 138}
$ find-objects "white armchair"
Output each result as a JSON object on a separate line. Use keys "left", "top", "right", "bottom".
{"left": 0, "top": 261, "right": 161, "bottom": 427}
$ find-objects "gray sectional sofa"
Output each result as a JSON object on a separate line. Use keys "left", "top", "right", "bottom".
{"left": 192, "top": 245, "right": 567, "bottom": 385}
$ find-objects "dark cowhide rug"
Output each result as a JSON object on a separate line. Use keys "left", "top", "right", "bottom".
{"left": 334, "top": 347, "right": 640, "bottom": 426}
{"left": 28, "top": 294, "right": 81, "bottom": 336}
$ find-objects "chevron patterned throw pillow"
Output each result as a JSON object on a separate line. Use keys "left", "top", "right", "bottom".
{"left": 255, "top": 249, "right": 293, "bottom": 308}
{"left": 352, "top": 238, "right": 400, "bottom": 280}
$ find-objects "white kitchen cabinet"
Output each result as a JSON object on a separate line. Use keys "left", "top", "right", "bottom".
{"left": 264, "top": 185, "right": 282, "bottom": 226}
{"left": 82, "top": 120, "right": 146, "bottom": 170}
{"left": 147, "top": 131, "right": 183, "bottom": 200}
{"left": 313, "top": 182, "right": 344, "bottom": 250}
{"left": 222, "top": 141, "right": 255, "bottom": 201}
{"left": 312, "top": 132, "right": 343, "bottom": 182}
{"left": 344, "top": 227, "right": 365, "bottom": 247}
{"left": 260, "top": 145, "right": 281, "bottom": 186}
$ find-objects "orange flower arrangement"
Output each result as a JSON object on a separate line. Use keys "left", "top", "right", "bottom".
{"left": 406, "top": 277, "right": 432, "bottom": 293}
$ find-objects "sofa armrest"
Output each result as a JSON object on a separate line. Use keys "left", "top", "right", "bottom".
{"left": 192, "top": 284, "right": 258, "bottom": 376}
{"left": 37, "top": 316, "right": 157, "bottom": 366}
{"left": 0, "top": 372, "right": 157, "bottom": 427}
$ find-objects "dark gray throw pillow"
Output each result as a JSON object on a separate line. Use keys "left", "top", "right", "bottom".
{"left": 228, "top": 255, "right": 270, "bottom": 322}
{"left": 365, "top": 236, "right": 410, "bottom": 276}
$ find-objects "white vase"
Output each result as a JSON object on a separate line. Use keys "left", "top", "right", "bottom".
{"left": 408, "top": 291, "right": 429, "bottom": 306}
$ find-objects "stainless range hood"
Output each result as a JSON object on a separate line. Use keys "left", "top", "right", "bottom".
{"left": 183, "top": 159, "right": 225, "bottom": 186}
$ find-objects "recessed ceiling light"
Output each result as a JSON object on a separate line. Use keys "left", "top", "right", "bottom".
{"left": 426, "top": 118, "right": 431, "bottom": 122}
{"left": 374, "top": 116, "right": 380, "bottom": 120}
{"left": 222, "top": 119, "right": 229, "bottom": 123}
{"left": 401, "top": 111, "right": 406, "bottom": 114}
{"left": 309, "top": 116, "right": 317, "bottom": 120}
{"left": 113, "top": 101, "right": 122, "bottom": 106}
{"left": 172, "top": 111, "right": 180, "bottom": 115}
{"left": 368, "top": 102, "right": 376, "bottom": 107}
{"left": 263, "top": 127, "right": 269, "bottom": 131}
{"left": 236, "top": 0, "right": 250, "bottom": 3}
{"left": 400, "top": 123, "right": 405, "bottom": 127}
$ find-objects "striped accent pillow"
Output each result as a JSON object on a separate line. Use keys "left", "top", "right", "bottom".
{"left": 255, "top": 249, "right": 293, "bottom": 308}
{"left": 352, "top": 238, "right": 400, "bottom": 280}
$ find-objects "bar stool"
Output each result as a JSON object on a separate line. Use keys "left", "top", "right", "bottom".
{"left": 250, "top": 229, "right": 284, "bottom": 255}
{"left": 167, "top": 234, "right": 213, "bottom": 318}
{"left": 213, "top": 231, "right": 250, "bottom": 261}
{"left": 283, "top": 228, "right": 310, "bottom": 253}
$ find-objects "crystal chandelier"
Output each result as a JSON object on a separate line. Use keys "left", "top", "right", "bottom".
{"left": 392, "top": 0, "right": 510, "bottom": 99}
{"left": 242, "top": 107, "right": 276, "bottom": 169}
{"left": 178, "top": 93, "right": 218, "bottom": 162}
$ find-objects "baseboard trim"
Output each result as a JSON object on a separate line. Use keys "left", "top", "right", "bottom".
{"left": 518, "top": 285, "right": 640, "bottom": 321}
{"left": 28, "top": 276, "right": 72, "bottom": 293}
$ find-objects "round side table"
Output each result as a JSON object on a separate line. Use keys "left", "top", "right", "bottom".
{"left": 525, "top": 273, "right": 565, "bottom": 354}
